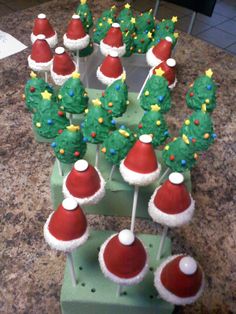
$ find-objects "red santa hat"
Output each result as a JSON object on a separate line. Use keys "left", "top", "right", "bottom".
{"left": 120, "top": 134, "right": 161, "bottom": 186}
{"left": 50, "top": 47, "right": 77, "bottom": 86}
{"left": 31, "top": 13, "right": 58, "bottom": 48}
{"left": 63, "top": 159, "right": 105, "bottom": 205}
{"left": 153, "top": 58, "right": 177, "bottom": 89}
{"left": 148, "top": 172, "right": 195, "bottom": 227}
{"left": 99, "top": 229, "right": 148, "bottom": 286}
{"left": 63, "top": 14, "right": 90, "bottom": 51}
{"left": 44, "top": 197, "right": 89, "bottom": 252}
{"left": 146, "top": 36, "right": 172, "bottom": 67}
{"left": 96, "top": 51, "right": 126, "bottom": 86}
{"left": 100, "top": 23, "right": 126, "bottom": 57}
{"left": 154, "top": 254, "right": 204, "bottom": 305}
{"left": 28, "top": 34, "right": 53, "bottom": 72}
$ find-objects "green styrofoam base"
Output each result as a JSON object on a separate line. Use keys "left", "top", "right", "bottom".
{"left": 50, "top": 144, "right": 191, "bottom": 217}
{"left": 61, "top": 230, "right": 174, "bottom": 314}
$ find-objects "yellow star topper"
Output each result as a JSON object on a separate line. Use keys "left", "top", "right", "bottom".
{"left": 155, "top": 67, "right": 165, "bottom": 77}
{"left": 131, "top": 17, "right": 136, "bottom": 24}
{"left": 172, "top": 16, "right": 178, "bottom": 23}
{"left": 92, "top": 98, "right": 101, "bottom": 106}
{"left": 205, "top": 68, "right": 213, "bottom": 78}
{"left": 125, "top": 3, "right": 131, "bottom": 9}
{"left": 147, "top": 31, "right": 152, "bottom": 39}
{"left": 80, "top": 0, "right": 87, "bottom": 4}
{"left": 121, "top": 72, "right": 126, "bottom": 82}
{"left": 201, "top": 103, "right": 207, "bottom": 112}
{"left": 174, "top": 32, "right": 179, "bottom": 38}
{"left": 72, "top": 72, "right": 80, "bottom": 79}
{"left": 107, "top": 18, "right": 113, "bottom": 24}
{"left": 67, "top": 125, "right": 80, "bottom": 132}
{"left": 41, "top": 90, "right": 52, "bottom": 100}
{"left": 182, "top": 134, "right": 190, "bottom": 145}
{"left": 30, "top": 71, "right": 37, "bottom": 78}
{"left": 151, "top": 104, "right": 161, "bottom": 111}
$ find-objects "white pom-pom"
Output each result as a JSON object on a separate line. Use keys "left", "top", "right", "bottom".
{"left": 109, "top": 50, "right": 119, "bottom": 58}
{"left": 179, "top": 256, "right": 197, "bottom": 275}
{"left": 165, "top": 36, "right": 172, "bottom": 43}
{"left": 166, "top": 58, "right": 176, "bottom": 67}
{"left": 169, "top": 172, "right": 184, "bottom": 185}
{"left": 112, "top": 23, "right": 120, "bottom": 28}
{"left": 118, "top": 229, "right": 135, "bottom": 245}
{"left": 139, "top": 134, "right": 152, "bottom": 144}
{"left": 74, "top": 160, "right": 89, "bottom": 172}
{"left": 62, "top": 198, "right": 78, "bottom": 211}
{"left": 55, "top": 47, "right": 65, "bottom": 54}
{"left": 72, "top": 14, "right": 80, "bottom": 19}
{"left": 38, "top": 13, "right": 46, "bottom": 19}
{"left": 37, "top": 34, "right": 46, "bottom": 40}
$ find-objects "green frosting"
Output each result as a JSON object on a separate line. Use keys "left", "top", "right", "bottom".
{"left": 79, "top": 40, "right": 94, "bottom": 57}
{"left": 122, "top": 32, "right": 134, "bottom": 57}
{"left": 101, "top": 126, "right": 135, "bottom": 165}
{"left": 140, "top": 75, "right": 171, "bottom": 113}
{"left": 100, "top": 7, "right": 116, "bottom": 19}
{"left": 93, "top": 17, "right": 111, "bottom": 44}
{"left": 162, "top": 137, "right": 197, "bottom": 172}
{"left": 186, "top": 74, "right": 217, "bottom": 113}
{"left": 82, "top": 101, "right": 116, "bottom": 144}
{"left": 76, "top": 1, "right": 93, "bottom": 32}
{"left": 180, "top": 111, "right": 215, "bottom": 151}
{"left": 33, "top": 99, "right": 69, "bottom": 139}
{"left": 52, "top": 126, "right": 87, "bottom": 163}
{"left": 135, "top": 11, "right": 155, "bottom": 34}
{"left": 100, "top": 79, "right": 128, "bottom": 117}
{"left": 119, "top": 18, "right": 136, "bottom": 34}
{"left": 118, "top": 7, "right": 134, "bottom": 21}
{"left": 133, "top": 33, "right": 151, "bottom": 54}
{"left": 136, "top": 110, "right": 169, "bottom": 148}
{"left": 156, "top": 18, "right": 176, "bottom": 34}
{"left": 58, "top": 75, "right": 89, "bottom": 114}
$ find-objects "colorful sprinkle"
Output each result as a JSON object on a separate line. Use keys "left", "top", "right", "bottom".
{"left": 59, "top": 149, "right": 65, "bottom": 154}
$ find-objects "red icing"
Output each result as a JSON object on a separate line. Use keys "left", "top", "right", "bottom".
{"left": 30, "top": 87, "right": 35, "bottom": 92}
{"left": 33, "top": 17, "right": 55, "bottom": 37}
{"left": 154, "top": 179, "right": 191, "bottom": 214}
{"left": 152, "top": 39, "right": 172, "bottom": 61}
{"left": 48, "top": 203, "right": 87, "bottom": 241}
{"left": 103, "top": 235, "right": 147, "bottom": 279}
{"left": 103, "top": 26, "right": 123, "bottom": 48}
{"left": 66, "top": 164, "right": 101, "bottom": 198}
{"left": 153, "top": 60, "right": 176, "bottom": 85}
{"left": 52, "top": 51, "right": 75, "bottom": 75}
{"left": 161, "top": 256, "right": 203, "bottom": 298}
{"left": 66, "top": 18, "right": 86, "bottom": 40}
{"left": 100, "top": 55, "right": 123, "bottom": 78}
{"left": 31, "top": 38, "right": 53, "bottom": 62}
{"left": 124, "top": 139, "right": 158, "bottom": 174}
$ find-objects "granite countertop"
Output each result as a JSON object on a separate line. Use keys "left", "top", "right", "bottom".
{"left": 0, "top": 1, "right": 235, "bottom": 313}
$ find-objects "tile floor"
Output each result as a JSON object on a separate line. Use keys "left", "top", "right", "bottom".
{"left": 0, "top": 0, "right": 236, "bottom": 55}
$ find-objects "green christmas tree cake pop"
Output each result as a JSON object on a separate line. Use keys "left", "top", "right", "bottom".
{"left": 140, "top": 68, "right": 171, "bottom": 113}
{"left": 101, "top": 125, "right": 135, "bottom": 166}
{"left": 76, "top": 0, "right": 93, "bottom": 33}
{"left": 180, "top": 110, "right": 216, "bottom": 152}
{"left": 51, "top": 125, "right": 87, "bottom": 164}
{"left": 93, "top": 17, "right": 112, "bottom": 44}
{"left": 118, "top": 3, "right": 133, "bottom": 20}
{"left": 100, "top": 77, "right": 128, "bottom": 117}
{"left": 133, "top": 31, "right": 152, "bottom": 54}
{"left": 186, "top": 69, "right": 217, "bottom": 113}
{"left": 156, "top": 16, "right": 178, "bottom": 35}
{"left": 82, "top": 98, "right": 116, "bottom": 144}
{"left": 135, "top": 10, "right": 155, "bottom": 34}
{"left": 23, "top": 71, "right": 53, "bottom": 113}
{"left": 58, "top": 72, "right": 89, "bottom": 114}
{"left": 136, "top": 106, "right": 169, "bottom": 148}
{"left": 33, "top": 90, "right": 69, "bottom": 139}
{"left": 118, "top": 4, "right": 136, "bottom": 34}
{"left": 122, "top": 31, "right": 135, "bottom": 57}
{"left": 162, "top": 135, "right": 198, "bottom": 172}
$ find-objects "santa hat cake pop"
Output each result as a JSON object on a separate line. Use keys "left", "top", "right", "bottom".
{"left": 63, "top": 14, "right": 90, "bottom": 51}
{"left": 154, "top": 254, "right": 204, "bottom": 305}
{"left": 120, "top": 134, "right": 161, "bottom": 186}
{"left": 100, "top": 23, "right": 126, "bottom": 57}
{"left": 99, "top": 229, "right": 149, "bottom": 285}
{"left": 44, "top": 197, "right": 89, "bottom": 252}
{"left": 97, "top": 51, "right": 126, "bottom": 86}
{"left": 146, "top": 36, "right": 172, "bottom": 67}
{"left": 153, "top": 58, "right": 177, "bottom": 89}
{"left": 50, "top": 47, "right": 77, "bottom": 86}
{"left": 63, "top": 159, "right": 105, "bottom": 205}
{"left": 31, "top": 13, "right": 58, "bottom": 48}
{"left": 28, "top": 34, "right": 53, "bottom": 72}
{"left": 148, "top": 172, "right": 195, "bottom": 227}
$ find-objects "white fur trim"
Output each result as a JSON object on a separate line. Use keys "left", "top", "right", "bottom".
{"left": 100, "top": 40, "right": 126, "bottom": 57}
{"left": 28, "top": 55, "right": 52, "bottom": 72}
{"left": 63, "top": 33, "right": 90, "bottom": 51}
{"left": 96, "top": 66, "right": 126, "bottom": 86}
{"left": 154, "top": 254, "right": 205, "bottom": 305}
{"left": 148, "top": 186, "right": 195, "bottom": 227}
{"left": 146, "top": 47, "right": 162, "bottom": 67}
{"left": 50, "top": 62, "right": 77, "bottom": 86}
{"left": 31, "top": 32, "right": 58, "bottom": 48}
{"left": 44, "top": 213, "right": 89, "bottom": 252}
{"left": 62, "top": 168, "right": 106, "bottom": 205}
{"left": 119, "top": 159, "right": 161, "bottom": 186}
{"left": 98, "top": 234, "right": 149, "bottom": 286}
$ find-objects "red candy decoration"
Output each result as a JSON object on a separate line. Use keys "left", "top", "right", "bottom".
{"left": 74, "top": 151, "right": 80, "bottom": 157}
{"left": 58, "top": 111, "right": 64, "bottom": 116}
{"left": 91, "top": 132, "right": 96, "bottom": 138}
{"left": 108, "top": 110, "right": 113, "bottom": 114}
{"left": 194, "top": 119, "right": 199, "bottom": 125}
{"left": 190, "top": 92, "right": 194, "bottom": 97}
{"left": 30, "top": 87, "right": 36, "bottom": 92}
{"left": 170, "top": 155, "right": 175, "bottom": 161}
{"left": 138, "top": 124, "right": 143, "bottom": 129}
{"left": 58, "top": 129, "right": 63, "bottom": 134}
{"left": 192, "top": 138, "right": 196, "bottom": 143}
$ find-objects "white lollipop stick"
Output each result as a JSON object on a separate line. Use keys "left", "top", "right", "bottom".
{"left": 56, "top": 158, "right": 63, "bottom": 177}
{"left": 137, "top": 68, "right": 153, "bottom": 100}
{"left": 69, "top": 113, "right": 73, "bottom": 125}
{"left": 44, "top": 71, "right": 48, "bottom": 82}
{"left": 84, "top": 57, "right": 89, "bottom": 88}
{"left": 76, "top": 50, "right": 80, "bottom": 70}
{"left": 157, "top": 167, "right": 171, "bottom": 185}
{"left": 130, "top": 185, "right": 139, "bottom": 233}
{"left": 109, "top": 165, "right": 116, "bottom": 181}
{"left": 156, "top": 225, "right": 168, "bottom": 261}
{"left": 66, "top": 251, "right": 77, "bottom": 287}
{"left": 116, "top": 284, "right": 123, "bottom": 297}
{"left": 95, "top": 144, "right": 100, "bottom": 168}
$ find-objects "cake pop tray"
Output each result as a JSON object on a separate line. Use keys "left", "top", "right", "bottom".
{"left": 51, "top": 145, "right": 191, "bottom": 216}
{"left": 61, "top": 229, "right": 174, "bottom": 314}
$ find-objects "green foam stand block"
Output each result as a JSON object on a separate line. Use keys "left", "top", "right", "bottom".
{"left": 50, "top": 145, "right": 191, "bottom": 217}
{"left": 61, "top": 230, "right": 174, "bottom": 314}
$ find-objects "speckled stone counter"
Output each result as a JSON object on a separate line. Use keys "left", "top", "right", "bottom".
{"left": 0, "top": 1, "right": 235, "bottom": 313}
